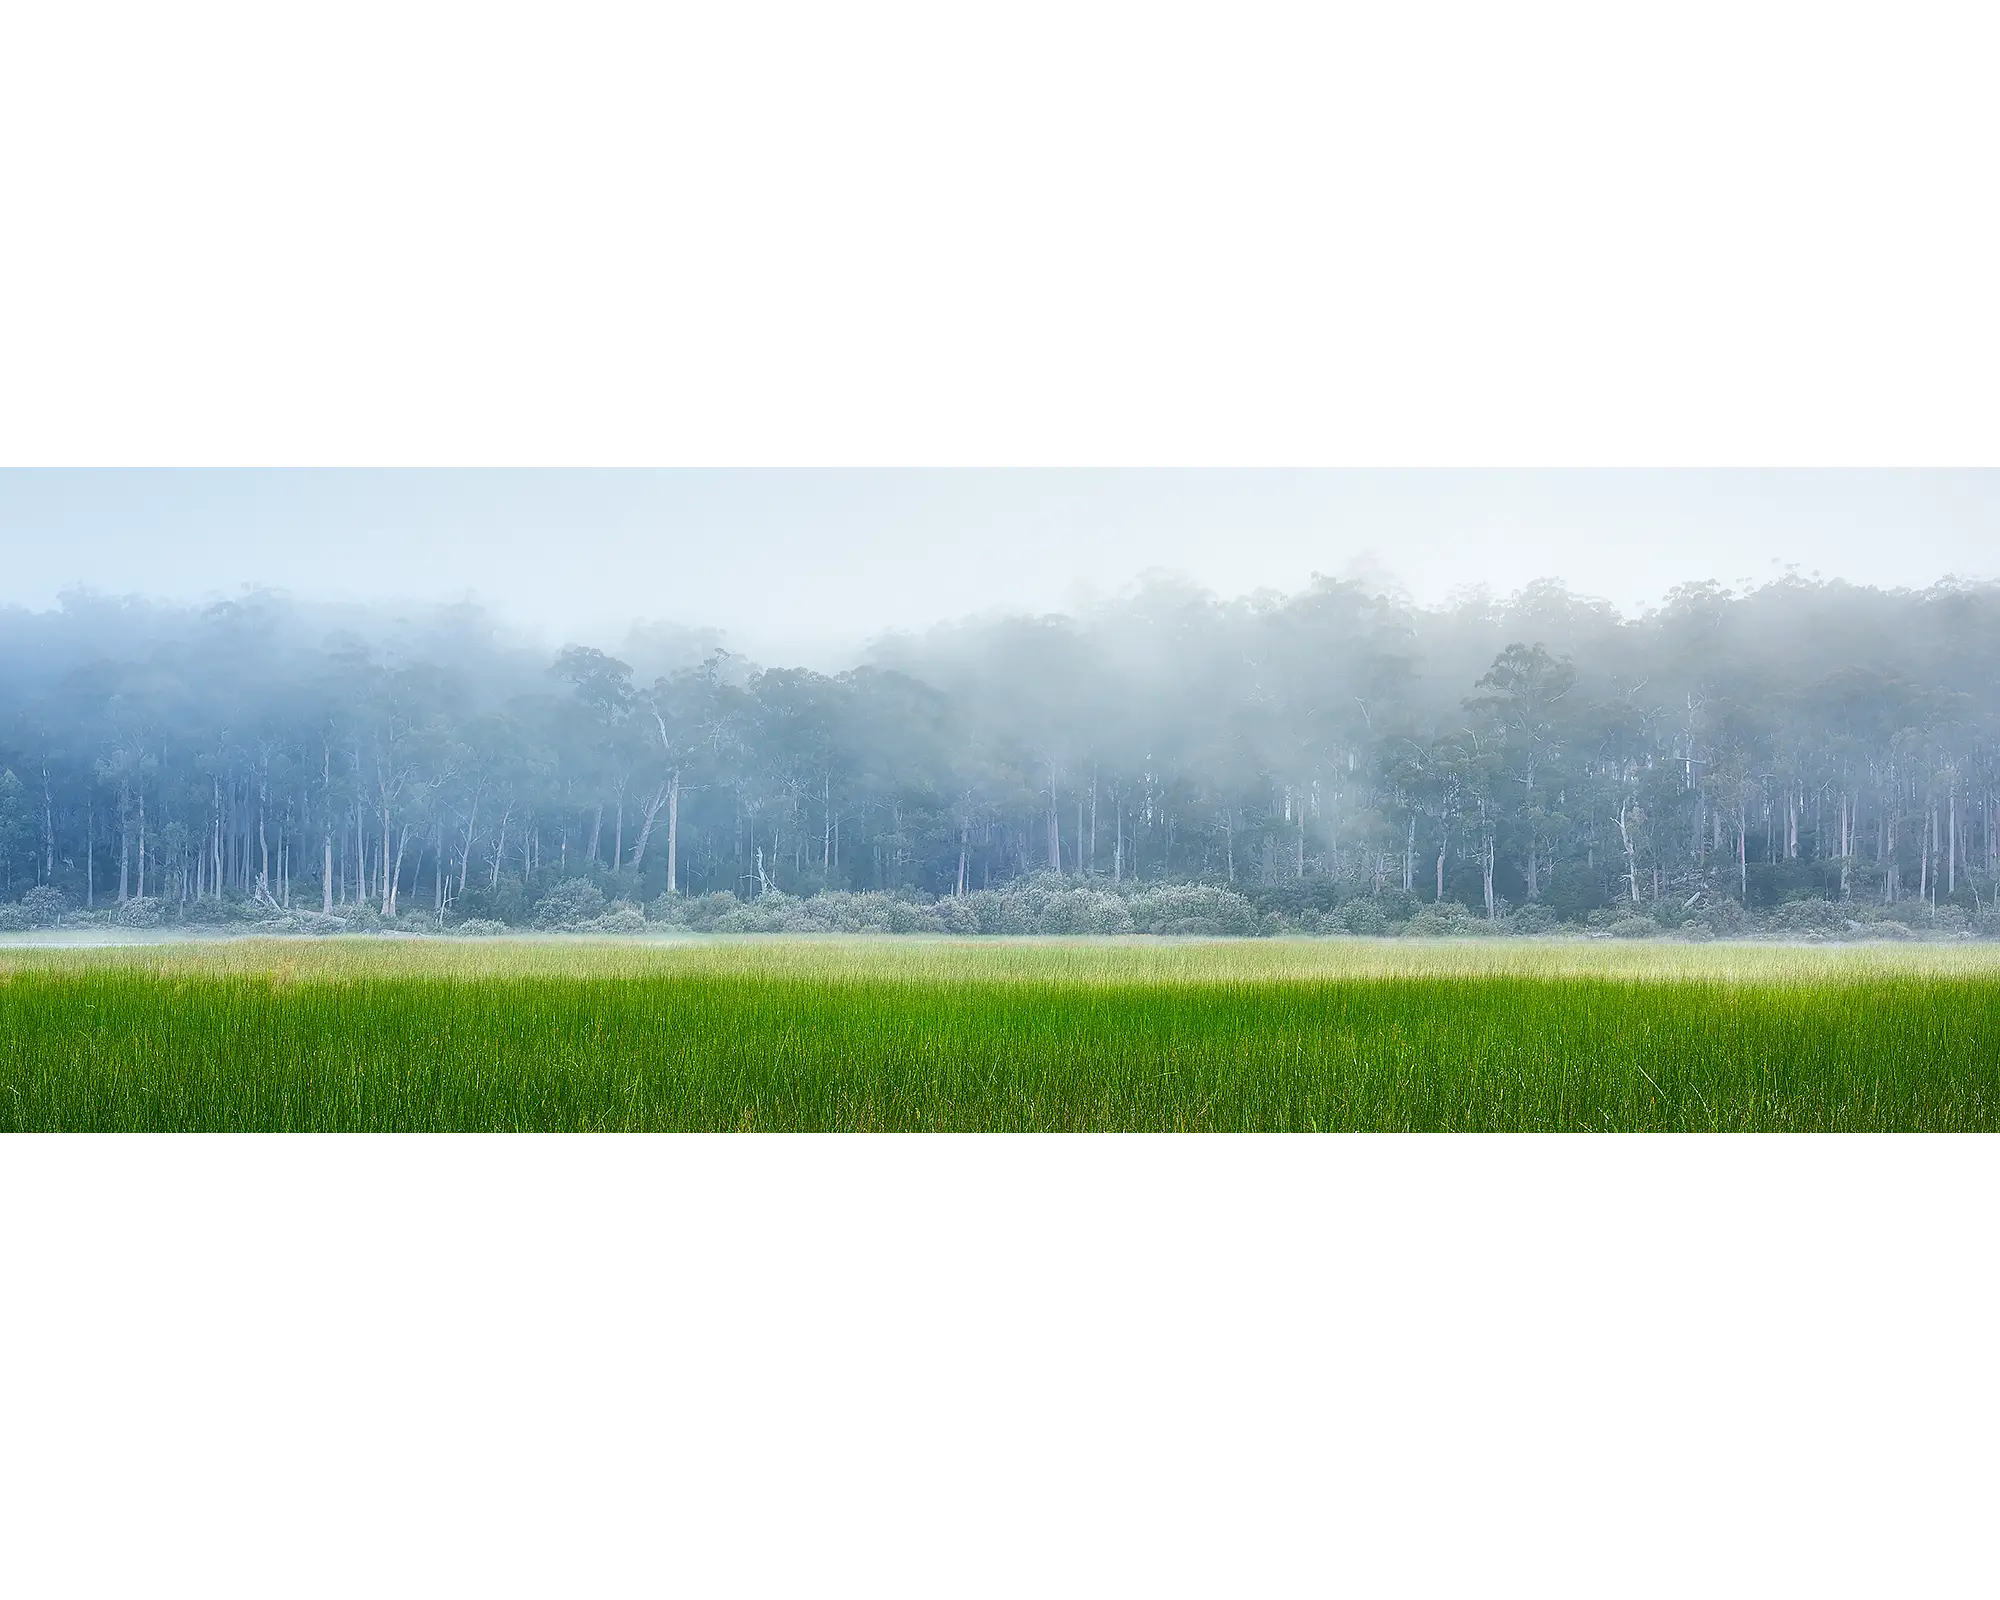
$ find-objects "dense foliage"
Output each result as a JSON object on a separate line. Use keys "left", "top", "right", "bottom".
{"left": 2, "top": 573, "right": 1998, "bottom": 932}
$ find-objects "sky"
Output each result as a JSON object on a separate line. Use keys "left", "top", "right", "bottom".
{"left": 0, "top": 470, "right": 1994, "bottom": 666}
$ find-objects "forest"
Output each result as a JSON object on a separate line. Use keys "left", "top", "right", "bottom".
{"left": 1, "top": 572, "right": 1997, "bottom": 935}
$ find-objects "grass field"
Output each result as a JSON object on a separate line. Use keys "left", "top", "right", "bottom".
{"left": 4, "top": 936, "right": 1999, "bottom": 1130}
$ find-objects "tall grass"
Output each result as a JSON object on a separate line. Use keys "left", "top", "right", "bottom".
{"left": 4, "top": 938, "right": 1996, "bottom": 1130}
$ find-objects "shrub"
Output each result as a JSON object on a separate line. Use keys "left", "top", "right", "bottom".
{"left": 258, "top": 909, "right": 348, "bottom": 936}
{"left": 1606, "top": 916, "right": 1657, "bottom": 939}
{"left": 1335, "top": 899, "right": 1390, "bottom": 936}
{"left": 21, "top": 886, "right": 66, "bottom": 927}
{"left": 117, "top": 896, "right": 164, "bottom": 928}
{"left": 0, "top": 904, "right": 30, "bottom": 932}
{"left": 1772, "top": 899, "right": 1841, "bottom": 935}
{"left": 1128, "top": 883, "right": 1259, "bottom": 937}
{"left": 382, "top": 909, "right": 450, "bottom": 934}
{"left": 1404, "top": 902, "right": 1477, "bottom": 938}
{"left": 1506, "top": 903, "right": 1562, "bottom": 935}
{"left": 676, "top": 892, "right": 744, "bottom": 932}
{"left": 458, "top": 875, "right": 530, "bottom": 926}
{"left": 1687, "top": 898, "right": 1746, "bottom": 937}
{"left": 936, "top": 897, "right": 982, "bottom": 936}
{"left": 534, "top": 878, "right": 606, "bottom": 929}
{"left": 1029, "top": 888, "right": 1132, "bottom": 936}
{"left": 451, "top": 918, "right": 511, "bottom": 937}
{"left": 963, "top": 890, "right": 1008, "bottom": 934}
{"left": 586, "top": 905, "right": 649, "bottom": 935}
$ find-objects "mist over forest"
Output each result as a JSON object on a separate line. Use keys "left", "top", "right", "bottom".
{"left": 2, "top": 572, "right": 1997, "bottom": 935}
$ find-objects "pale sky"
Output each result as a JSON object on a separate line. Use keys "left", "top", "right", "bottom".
{"left": 0, "top": 470, "right": 1993, "bottom": 666}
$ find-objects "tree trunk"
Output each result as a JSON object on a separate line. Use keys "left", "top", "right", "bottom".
{"left": 492, "top": 801, "right": 511, "bottom": 888}
{"left": 459, "top": 793, "right": 480, "bottom": 897}
{"left": 665, "top": 773, "right": 681, "bottom": 895}
{"left": 389, "top": 823, "right": 413, "bottom": 916}
{"left": 1046, "top": 764, "right": 1061, "bottom": 874}
{"left": 628, "top": 782, "right": 666, "bottom": 871}
{"left": 1839, "top": 792, "right": 1851, "bottom": 899}
{"left": 1618, "top": 797, "right": 1640, "bottom": 904}
{"left": 1738, "top": 804, "right": 1747, "bottom": 901}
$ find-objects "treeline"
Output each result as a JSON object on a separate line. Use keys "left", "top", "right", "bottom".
{"left": 1, "top": 573, "right": 1998, "bottom": 932}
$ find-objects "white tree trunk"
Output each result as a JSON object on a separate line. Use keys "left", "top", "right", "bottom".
{"left": 665, "top": 773, "right": 680, "bottom": 895}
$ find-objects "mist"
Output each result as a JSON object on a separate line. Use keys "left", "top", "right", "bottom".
{"left": 2, "top": 470, "right": 1996, "bottom": 667}
{"left": 2, "top": 523, "right": 1997, "bottom": 930}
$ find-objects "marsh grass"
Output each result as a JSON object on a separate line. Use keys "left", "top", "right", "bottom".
{"left": 4, "top": 937, "right": 1998, "bottom": 1130}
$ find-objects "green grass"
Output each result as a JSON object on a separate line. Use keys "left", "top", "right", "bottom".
{"left": 4, "top": 937, "right": 1999, "bottom": 1130}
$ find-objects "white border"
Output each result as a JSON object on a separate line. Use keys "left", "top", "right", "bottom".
{"left": 2, "top": 3, "right": 1996, "bottom": 465}
{"left": 4, "top": 1136, "right": 1995, "bottom": 1597}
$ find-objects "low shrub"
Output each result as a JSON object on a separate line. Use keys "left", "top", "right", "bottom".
{"left": 1771, "top": 899, "right": 1842, "bottom": 935}
{"left": 1335, "top": 899, "right": 1391, "bottom": 936}
{"left": 21, "top": 886, "right": 67, "bottom": 928}
{"left": 117, "top": 897, "right": 164, "bottom": 928}
{"left": 257, "top": 909, "right": 348, "bottom": 936}
{"left": 586, "top": 905, "right": 649, "bottom": 935}
{"left": 1687, "top": 898, "right": 1747, "bottom": 937}
{"left": 1128, "top": 883, "right": 1260, "bottom": 937}
{"left": 1405, "top": 903, "right": 1478, "bottom": 938}
{"left": 534, "top": 878, "right": 606, "bottom": 929}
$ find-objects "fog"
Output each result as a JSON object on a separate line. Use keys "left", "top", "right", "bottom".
{"left": 2, "top": 471, "right": 1995, "bottom": 666}
{"left": 1, "top": 478, "right": 1997, "bottom": 933}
